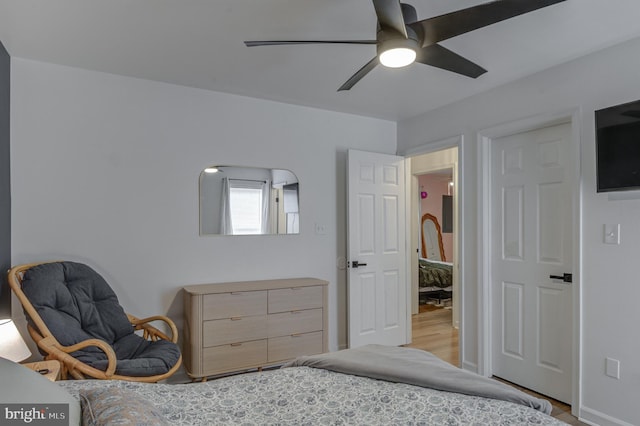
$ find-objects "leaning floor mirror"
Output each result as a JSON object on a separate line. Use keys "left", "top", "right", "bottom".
{"left": 199, "top": 165, "right": 300, "bottom": 235}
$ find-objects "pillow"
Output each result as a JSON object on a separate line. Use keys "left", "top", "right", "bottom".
{"left": 0, "top": 356, "right": 81, "bottom": 425}
{"left": 80, "top": 387, "right": 169, "bottom": 426}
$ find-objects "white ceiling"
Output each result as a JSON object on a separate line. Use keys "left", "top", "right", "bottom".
{"left": 2, "top": 0, "right": 640, "bottom": 121}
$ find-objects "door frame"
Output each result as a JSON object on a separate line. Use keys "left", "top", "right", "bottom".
{"left": 402, "top": 135, "right": 465, "bottom": 365}
{"left": 477, "top": 109, "right": 582, "bottom": 414}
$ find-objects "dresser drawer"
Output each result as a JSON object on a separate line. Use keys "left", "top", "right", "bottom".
{"left": 203, "top": 315, "right": 268, "bottom": 347}
{"left": 267, "top": 308, "right": 322, "bottom": 338}
{"left": 202, "top": 340, "right": 267, "bottom": 375}
{"left": 268, "top": 286, "right": 323, "bottom": 313}
{"left": 203, "top": 290, "right": 267, "bottom": 320}
{"left": 267, "top": 331, "right": 323, "bottom": 362}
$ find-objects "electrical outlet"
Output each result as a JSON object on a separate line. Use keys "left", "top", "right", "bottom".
{"left": 315, "top": 223, "right": 327, "bottom": 235}
{"left": 605, "top": 357, "right": 620, "bottom": 379}
{"left": 603, "top": 224, "right": 620, "bottom": 245}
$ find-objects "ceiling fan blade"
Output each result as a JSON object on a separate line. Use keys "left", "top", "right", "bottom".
{"left": 372, "top": 0, "right": 408, "bottom": 38}
{"left": 338, "top": 57, "right": 379, "bottom": 92}
{"left": 416, "top": 44, "right": 487, "bottom": 78}
{"left": 409, "top": 0, "right": 566, "bottom": 46}
{"left": 245, "top": 40, "right": 377, "bottom": 47}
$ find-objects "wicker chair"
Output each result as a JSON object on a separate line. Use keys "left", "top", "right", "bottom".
{"left": 8, "top": 261, "right": 182, "bottom": 382}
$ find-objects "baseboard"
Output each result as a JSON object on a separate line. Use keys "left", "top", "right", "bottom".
{"left": 461, "top": 360, "right": 478, "bottom": 374}
{"left": 580, "top": 406, "right": 636, "bottom": 426}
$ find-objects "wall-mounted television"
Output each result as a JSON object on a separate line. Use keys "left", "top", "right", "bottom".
{"left": 442, "top": 195, "right": 453, "bottom": 233}
{"left": 595, "top": 99, "right": 640, "bottom": 193}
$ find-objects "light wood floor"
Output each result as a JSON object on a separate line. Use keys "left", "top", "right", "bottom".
{"left": 407, "top": 304, "right": 587, "bottom": 425}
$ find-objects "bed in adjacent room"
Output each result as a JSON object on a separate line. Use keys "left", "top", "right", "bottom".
{"left": 419, "top": 213, "right": 453, "bottom": 305}
{"left": 419, "top": 257, "right": 453, "bottom": 304}
{"left": 0, "top": 345, "right": 567, "bottom": 425}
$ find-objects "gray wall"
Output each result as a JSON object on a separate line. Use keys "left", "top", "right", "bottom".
{"left": 0, "top": 41, "right": 9, "bottom": 318}
{"left": 398, "top": 34, "right": 640, "bottom": 426}
{"left": 10, "top": 57, "right": 397, "bottom": 353}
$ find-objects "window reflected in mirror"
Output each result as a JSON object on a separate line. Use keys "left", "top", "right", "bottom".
{"left": 200, "top": 166, "right": 300, "bottom": 235}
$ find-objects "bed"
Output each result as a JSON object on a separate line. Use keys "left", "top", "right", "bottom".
{"left": 1, "top": 346, "right": 566, "bottom": 425}
{"left": 419, "top": 213, "right": 453, "bottom": 305}
{"left": 419, "top": 257, "right": 453, "bottom": 304}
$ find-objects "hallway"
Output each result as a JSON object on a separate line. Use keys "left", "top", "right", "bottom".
{"left": 406, "top": 304, "right": 458, "bottom": 366}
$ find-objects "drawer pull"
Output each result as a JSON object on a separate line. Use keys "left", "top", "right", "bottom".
{"left": 230, "top": 343, "right": 242, "bottom": 346}
{"left": 230, "top": 317, "right": 242, "bottom": 321}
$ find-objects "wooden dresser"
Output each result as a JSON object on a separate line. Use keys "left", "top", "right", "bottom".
{"left": 183, "top": 277, "right": 328, "bottom": 379}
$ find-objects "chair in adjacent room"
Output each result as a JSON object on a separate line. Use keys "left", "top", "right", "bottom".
{"left": 8, "top": 261, "right": 182, "bottom": 382}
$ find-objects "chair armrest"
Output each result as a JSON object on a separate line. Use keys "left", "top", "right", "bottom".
{"left": 127, "top": 314, "right": 179, "bottom": 343}
{"left": 38, "top": 335, "right": 118, "bottom": 379}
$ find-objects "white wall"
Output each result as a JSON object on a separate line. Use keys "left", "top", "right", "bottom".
{"left": 10, "top": 58, "right": 397, "bottom": 359}
{"left": 398, "top": 36, "right": 640, "bottom": 426}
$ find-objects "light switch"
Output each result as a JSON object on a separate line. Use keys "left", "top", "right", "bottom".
{"left": 603, "top": 224, "right": 620, "bottom": 245}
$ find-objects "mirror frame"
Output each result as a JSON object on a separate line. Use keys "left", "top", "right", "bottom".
{"left": 421, "top": 213, "right": 446, "bottom": 261}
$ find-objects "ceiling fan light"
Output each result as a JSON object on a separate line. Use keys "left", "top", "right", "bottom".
{"left": 377, "top": 36, "right": 419, "bottom": 69}
{"left": 379, "top": 47, "right": 416, "bottom": 68}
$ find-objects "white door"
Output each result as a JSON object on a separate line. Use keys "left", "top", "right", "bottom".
{"left": 348, "top": 149, "right": 408, "bottom": 348}
{"left": 491, "top": 123, "right": 573, "bottom": 403}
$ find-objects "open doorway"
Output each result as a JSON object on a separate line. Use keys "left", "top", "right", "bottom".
{"left": 406, "top": 146, "right": 460, "bottom": 366}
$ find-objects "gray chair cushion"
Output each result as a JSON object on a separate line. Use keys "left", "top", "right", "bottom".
{"left": 21, "top": 261, "right": 180, "bottom": 377}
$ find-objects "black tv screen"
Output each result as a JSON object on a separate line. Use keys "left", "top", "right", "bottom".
{"left": 595, "top": 99, "right": 640, "bottom": 192}
{"left": 442, "top": 195, "right": 452, "bottom": 234}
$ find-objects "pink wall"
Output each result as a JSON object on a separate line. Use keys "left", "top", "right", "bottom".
{"left": 418, "top": 174, "right": 453, "bottom": 262}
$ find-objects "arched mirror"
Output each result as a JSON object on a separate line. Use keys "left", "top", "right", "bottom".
{"left": 421, "top": 213, "right": 445, "bottom": 261}
{"left": 200, "top": 166, "right": 300, "bottom": 235}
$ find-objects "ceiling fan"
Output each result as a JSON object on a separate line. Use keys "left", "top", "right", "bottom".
{"left": 245, "top": 0, "right": 566, "bottom": 91}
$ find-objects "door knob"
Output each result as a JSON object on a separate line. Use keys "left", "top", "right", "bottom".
{"left": 549, "top": 273, "right": 572, "bottom": 283}
{"left": 351, "top": 260, "right": 368, "bottom": 268}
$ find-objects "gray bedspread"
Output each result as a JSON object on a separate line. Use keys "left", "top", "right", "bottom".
{"left": 59, "top": 366, "right": 565, "bottom": 425}
{"left": 283, "top": 344, "right": 552, "bottom": 415}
